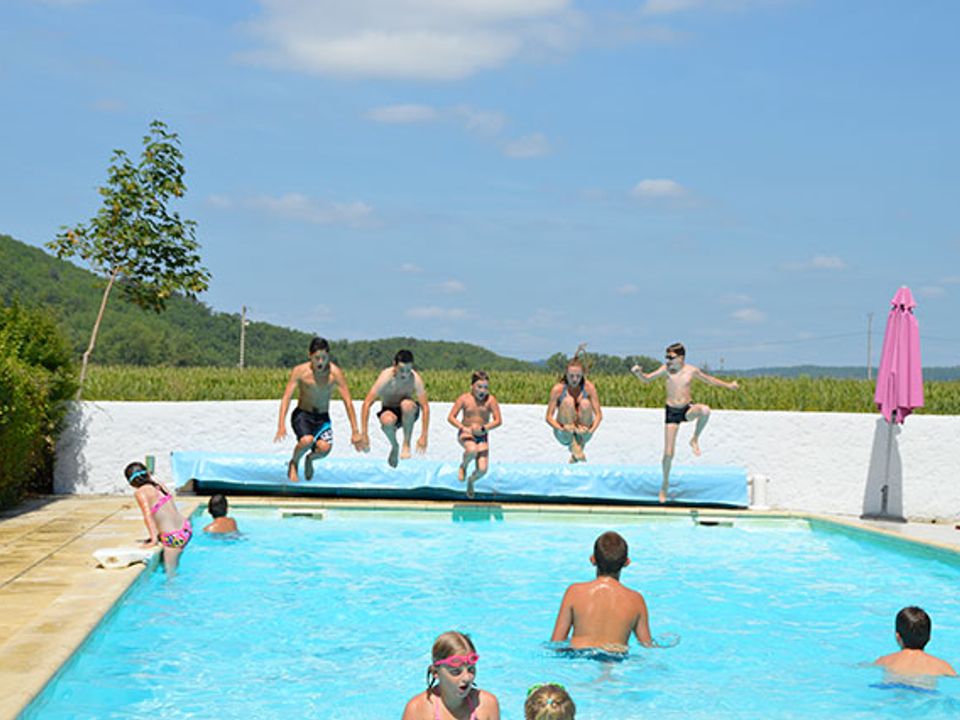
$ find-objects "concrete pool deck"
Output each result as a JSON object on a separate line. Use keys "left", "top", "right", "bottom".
{"left": 2, "top": 496, "right": 960, "bottom": 719}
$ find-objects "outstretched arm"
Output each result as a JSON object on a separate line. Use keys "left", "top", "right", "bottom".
{"left": 334, "top": 366, "right": 362, "bottom": 450}
{"left": 274, "top": 368, "right": 299, "bottom": 442}
{"left": 695, "top": 367, "right": 739, "bottom": 391}
{"left": 631, "top": 363, "right": 666, "bottom": 383}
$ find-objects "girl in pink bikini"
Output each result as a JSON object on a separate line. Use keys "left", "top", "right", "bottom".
{"left": 125, "top": 462, "right": 192, "bottom": 574}
{"left": 401, "top": 631, "right": 500, "bottom": 720}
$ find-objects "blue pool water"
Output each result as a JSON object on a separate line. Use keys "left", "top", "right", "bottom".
{"left": 22, "top": 508, "right": 960, "bottom": 719}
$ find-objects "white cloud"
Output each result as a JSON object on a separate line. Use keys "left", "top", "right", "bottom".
{"left": 731, "top": 307, "right": 766, "bottom": 323}
{"left": 502, "top": 133, "right": 551, "bottom": 158}
{"left": 241, "top": 0, "right": 576, "bottom": 81}
{"left": 453, "top": 105, "right": 508, "bottom": 136}
{"left": 917, "top": 286, "right": 946, "bottom": 298}
{"left": 250, "top": 193, "right": 373, "bottom": 227}
{"left": 205, "top": 194, "right": 233, "bottom": 209}
{"left": 641, "top": 0, "right": 704, "bottom": 15}
{"left": 616, "top": 284, "right": 639, "bottom": 295}
{"left": 91, "top": 98, "right": 125, "bottom": 113}
{"left": 631, "top": 178, "right": 687, "bottom": 198}
{"left": 400, "top": 263, "right": 423, "bottom": 273}
{"left": 781, "top": 255, "right": 847, "bottom": 271}
{"left": 941, "top": 275, "right": 960, "bottom": 285}
{"left": 405, "top": 306, "right": 468, "bottom": 319}
{"left": 641, "top": 0, "right": 789, "bottom": 15}
{"left": 437, "top": 280, "right": 466, "bottom": 293}
{"left": 366, "top": 104, "right": 439, "bottom": 123}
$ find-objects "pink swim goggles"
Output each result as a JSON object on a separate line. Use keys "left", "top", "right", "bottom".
{"left": 434, "top": 652, "right": 479, "bottom": 668}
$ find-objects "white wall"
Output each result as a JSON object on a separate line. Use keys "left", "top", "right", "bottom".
{"left": 54, "top": 401, "right": 960, "bottom": 522}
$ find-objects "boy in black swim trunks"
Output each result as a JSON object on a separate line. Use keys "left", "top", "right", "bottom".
{"left": 359, "top": 349, "right": 430, "bottom": 467}
{"left": 631, "top": 342, "right": 739, "bottom": 503}
{"left": 274, "top": 336, "right": 363, "bottom": 481}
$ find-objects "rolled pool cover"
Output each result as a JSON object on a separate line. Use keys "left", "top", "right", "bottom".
{"left": 171, "top": 451, "right": 748, "bottom": 507}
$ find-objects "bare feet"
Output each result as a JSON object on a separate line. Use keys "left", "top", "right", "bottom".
{"left": 569, "top": 454, "right": 578, "bottom": 464}
{"left": 304, "top": 454, "right": 315, "bottom": 481}
{"left": 400, "top": 445, "right": 412, "bottom": 460}
{"left": 458, "top": 464, "right": 467, "bottom": 482}
{"left": 659, "top": 488, "right": 667, "bottom": 503}
{"left": 287, "top": 460, "right": 298, "bottom": 482}
{"left": 690, "top": 436, "right": 702, "bottom": 456}
{"left": 388, "top": 445, "right": 399, "bottom": 468}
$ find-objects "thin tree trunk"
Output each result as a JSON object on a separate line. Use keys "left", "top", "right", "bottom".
{"left": 76, "top": 268, "right": 119, "bottom": 399}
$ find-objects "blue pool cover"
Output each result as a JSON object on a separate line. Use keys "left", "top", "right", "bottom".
{"left": 171, "top": 451, "right": 748, "bottom": 507}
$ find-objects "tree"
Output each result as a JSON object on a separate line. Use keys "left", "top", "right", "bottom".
{"left": 47, "top": 120, "right": 210, "bottom": 395}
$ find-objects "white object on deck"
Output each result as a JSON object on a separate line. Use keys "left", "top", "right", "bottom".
{"left": 94, "top": 547, "right": 155, "bottom": 569}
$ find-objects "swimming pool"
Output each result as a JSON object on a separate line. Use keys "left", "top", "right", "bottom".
{"left": 21, "top": 507, "right": 960, "bottom": 719}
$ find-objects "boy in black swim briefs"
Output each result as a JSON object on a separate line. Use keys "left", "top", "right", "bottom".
{"left": 631, "top": 342, "right": 739, "bottom": 503}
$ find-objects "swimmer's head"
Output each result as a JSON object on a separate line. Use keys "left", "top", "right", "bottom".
{"left": 309, "top": 337, "right": 330, "bottom": 371}
{"left": 564, "top": 358, "right": 585, "bottom": 387}
{"left": 525, "top": 683, "right": 575, "bottom": 720}
{"left": 394, "top": 349, "right": 415, "bottom": 379}
{"left": 592, "top": 531, "right": 629, "bottom": 577}
{"left": 124, "top": 461, "right": 152, "bottom": 487}
{"left": 896, "top": 606, "right": 931, "bottom": 650}
{"left": 208, "top": 494, "right": 229, "bottom": 518}
{"left": 471, "top": 371, "right": 490, "bottom": 400}
{"left": 665, "top": 342, "right": 685, "bottom": 368}
{"left": 426, "top": 631, "right": 478, "bottom": 696}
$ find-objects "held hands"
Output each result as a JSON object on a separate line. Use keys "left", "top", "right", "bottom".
{"left": 350, "top": 431, "right": 364, "bottom": 452}
{"left": 358, "top": 433, "right": 371, "bottom": 453}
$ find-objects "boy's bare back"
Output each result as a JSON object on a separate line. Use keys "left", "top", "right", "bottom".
{"left": 551, "top": 576, "right": 652, "bottom": 649}
{"left": 876, "top": 649, "right": 957, "bottom": 678}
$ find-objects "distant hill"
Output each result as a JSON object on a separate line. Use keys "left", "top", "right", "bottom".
{"left": 0, "top": 233, "right": 537, "bottom": 370}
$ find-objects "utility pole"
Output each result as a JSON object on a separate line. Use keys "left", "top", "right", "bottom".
{"left": 239, "top": 305, "right": 250, "bottom": 370}
{"left": 866, "top": 312, "right": 873, "bottom": 380}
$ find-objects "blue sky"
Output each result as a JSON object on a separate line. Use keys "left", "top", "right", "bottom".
{"left": 2, "top": 0, "right": 958, "bottom": 368}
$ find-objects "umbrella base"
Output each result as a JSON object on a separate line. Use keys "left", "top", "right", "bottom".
{"left": 860, "top": 512, "right": 907, "bottom": 524}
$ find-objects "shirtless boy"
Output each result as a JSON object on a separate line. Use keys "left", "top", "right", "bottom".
{"left": 359, "top": 349, "right": 430, "bottom": 467}
{"left": 545, "top": 355, "right": 602, "bottom": 463}
{"left": 447, "top": 370, "right": 502, "bottom": 498}
{"left": 874, "top": 606, "right": 957, "bottom": 686}
{"left": 550, "top": 531, "right": 653, "bottom": 652}
{"left": 274, "top": 336, "right": 362, "bottom": 481}
{"left": 631, "top": 342, "right": 739, "bottom": 503}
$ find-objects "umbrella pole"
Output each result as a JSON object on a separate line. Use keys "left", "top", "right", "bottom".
{"left": 862, "top": 411, "right": 907, "bottom": 523}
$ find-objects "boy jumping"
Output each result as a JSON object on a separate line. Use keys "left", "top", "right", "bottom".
{"left": 631, "top": 342, "right": 739, "bottom": 503}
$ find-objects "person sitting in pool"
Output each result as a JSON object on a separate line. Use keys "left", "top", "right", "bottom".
{"left": 274, "top": 336, "right": 363, "bottom": 482}
{"left": 550, "top": 531, "right": 653, "bottom": 652}
{"left": 545, "top": 346, "right": 602, "bottom": 463}
{"left": 447, "top": 370, "right": 502, "bottom": 499}
{"left": 126, "top": 461, "right": 191, "bottom": 575}
{"left": 525, "top": 683, "right": 575, "bottom": 720}
{"left": 631, "top": 342, "right": 739, "bottom": 503}
{"left": 359, "top": 349, "right": 430, "bottom": 467}
{"left": 401, "top": 630, "right": 501, "bottom": 720}
{"left": 203, "top": 494, "right": 238, "bottom": 534}
{"left": 874, "top": 606, "right": 956, "bottom": 685}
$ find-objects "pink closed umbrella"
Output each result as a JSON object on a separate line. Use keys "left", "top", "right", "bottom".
{"left": 863, "top": 286, "right": 923, "bottom": 522}
{"left": 874, "top": 286, "right": 924, "bottom": 424}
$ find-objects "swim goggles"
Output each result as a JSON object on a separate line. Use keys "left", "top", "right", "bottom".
{"left": 128, "top": 469, "right": 148, "bottom": 481}
{"left": 434, "top": 652, "right": 479, "bottom": 668}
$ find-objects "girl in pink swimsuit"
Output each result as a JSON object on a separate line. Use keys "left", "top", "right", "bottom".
{"left": 126, "top": 462, "right": 192, "bottom": 575}
{"left": 401, "top": 631, "right": 501, "bottom": 720}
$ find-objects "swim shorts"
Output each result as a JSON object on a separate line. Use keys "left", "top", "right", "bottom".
{"left": 291, "top": 408, "right": 334, "bottom": 445}
{"left": 459, "top": 430, "right": 488, "bottom": 445}
{"left": 665, "top": 404, "right": 691, "bottom": 425}
{"left": 377, "top": 402, "right": 420, "bottom": 427}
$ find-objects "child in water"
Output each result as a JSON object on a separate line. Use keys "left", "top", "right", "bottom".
{"left": 447, "top": 371, "right": 502, "bottom": 499}
{"left": 874, "top": 606, "right": 956, "bottom": 687}
{"left": 126, "top": 461, "right": 191, "bottom": 574}
{"left": 401, "top": 631, "right": 501, "bottom": 720}
{"left": 203, "top": 494, "right": 239, "bottom": 534}
{"left": 525, "top": 684, "right": 575, "bottom": 720}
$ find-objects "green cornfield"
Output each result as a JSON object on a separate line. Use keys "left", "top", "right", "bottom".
{"left": 82, "top": 366, "right": 960, "bottom": 414}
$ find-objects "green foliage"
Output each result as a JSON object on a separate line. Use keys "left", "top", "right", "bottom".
{"left": 0, "top": 302, "right": 77, "bottom": 508}
{"left": 47, "top": 120, "right": 210, "bottom": 313}
{"left": 82, "top": 365, "right": 959, "bottom": 414}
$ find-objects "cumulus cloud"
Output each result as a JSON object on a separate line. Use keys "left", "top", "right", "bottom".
{"left": 631, "top": 178, "right": 687, "bottom": 199}
{"left": 616, "top": 284, "right": 639, "bottom": 295}
{"left": 436, "top": 280, "right": 466, "bottom": 293}
{"left": 941, "top": 275, "right": 960, "bottom": 285}
{"left": 731, "top": 307, "right": 766, "bottom": 323}
{"left": 781, "top": 255, "right": 847, "bottom": 271}
{"left": 400, "top": 262, "right": 424, "bottom": 273}
{"left": 405, "top": 306, "right": 468, "bottom": 319}
{"left": 249, "top": 193, "right": 373, "bottom": 227}
{"left": 241, "top": 0, "right": 577, "bottom": 81}
{"left": 502, "top": 132, "right": 551, "bottom": 158}
{"left": 641, "top": 0, "right": 789, "bottom": 15}
{"left": 365, "top": 104, "right": 439, "bottom": 123}
{"left": 917, "top": 286, "right": 946, "bottom": 298}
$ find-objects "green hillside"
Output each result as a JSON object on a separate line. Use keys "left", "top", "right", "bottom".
{"left": 0, "top": 233, "right": 539, "bottom": 370}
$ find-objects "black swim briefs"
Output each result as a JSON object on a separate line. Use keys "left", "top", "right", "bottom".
{"left": 377, "top": 402, "right": 420, "bottom": 427}
{"left": 665, "top": 404, "right": 691, "bottom": 425}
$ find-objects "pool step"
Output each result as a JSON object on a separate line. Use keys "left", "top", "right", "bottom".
{"left": 278, "top": 509, "right": 327, "bottom": 520}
